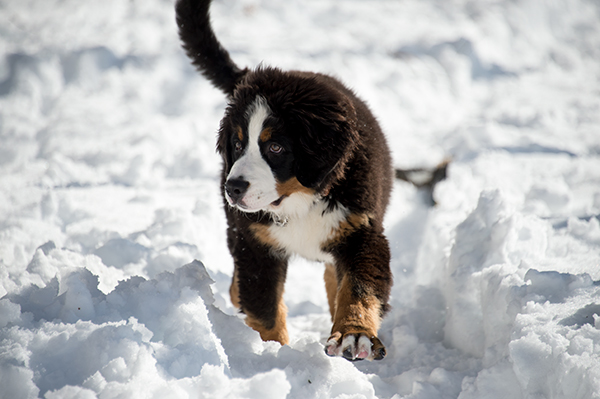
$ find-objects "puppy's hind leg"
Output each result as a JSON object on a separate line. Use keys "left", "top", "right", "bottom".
{"left": 324, "top": 262, "right": 338, "bottom": 321}
{"left": 229, "top": 267, "right": 241, "bottom": 309}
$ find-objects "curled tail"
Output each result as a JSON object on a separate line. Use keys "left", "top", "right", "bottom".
{"left": 176, "top": 0, "right": 247, "bottom": 96}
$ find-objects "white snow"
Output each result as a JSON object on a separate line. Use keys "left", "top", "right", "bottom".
{"left": 1, "top": 0, "right": 600, "bottom": 398}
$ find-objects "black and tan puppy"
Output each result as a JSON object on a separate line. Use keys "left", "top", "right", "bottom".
{"left": 176, "top": 0, "right": 393, "bottom": 361}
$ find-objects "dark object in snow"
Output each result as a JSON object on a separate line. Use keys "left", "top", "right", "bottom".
{"left": 395, "top": 160, "right": 449, "bottom": 206}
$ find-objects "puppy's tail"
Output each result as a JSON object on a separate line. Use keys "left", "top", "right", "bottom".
{"left": 176, "top": 0, "right": 248, "bottom": 96}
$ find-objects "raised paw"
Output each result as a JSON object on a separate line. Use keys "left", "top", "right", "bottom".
{"left": 324, "top": 331, "right": 386, "bottom": 361}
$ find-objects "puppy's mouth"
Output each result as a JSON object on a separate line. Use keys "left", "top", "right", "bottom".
{"left": 271, "top": 196, "right": 286, "bottom": 207}
{"left": 226, "top": 193, "right": 285, "bottom": 212}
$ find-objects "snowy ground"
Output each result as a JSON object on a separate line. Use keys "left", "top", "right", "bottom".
{"left": 1, "top": 0, "right": 600, "bottom": 398}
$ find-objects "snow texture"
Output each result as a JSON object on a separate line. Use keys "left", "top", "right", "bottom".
{"left": 1, "top": 0, "right": 600, "bottom": 398}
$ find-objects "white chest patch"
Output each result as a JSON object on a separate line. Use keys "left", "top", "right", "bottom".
{"left": 268, "top": 199, "right": 349, "bottom": 263}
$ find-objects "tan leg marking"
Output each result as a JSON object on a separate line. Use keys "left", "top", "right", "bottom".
{"left": 325, "top": 273, "right": 386, "bottom": 360}
{"left": 250, "top": 223, "right": 280, "bottom": 248}
{"left": 325, "top": 213, "right": 372, "bottom": 249}
{"left": 245, "top": 298, "right": 290, "bottom": 345}
{"left": 331, "top": 274, "right": 382, "bottom": 338}
{"left": 324, "top": 263, "right": 338, "bottom": 321}
{"left": 229, "top": 268, "right": 240, "bottom": 309}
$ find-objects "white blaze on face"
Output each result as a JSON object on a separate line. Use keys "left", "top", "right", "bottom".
{"left": 226, "top": 96, "right": 280, "bottom": 212}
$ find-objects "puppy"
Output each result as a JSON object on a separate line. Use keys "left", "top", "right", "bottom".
{"left": 176, "top": 0, "right": 393, "bottom": 361}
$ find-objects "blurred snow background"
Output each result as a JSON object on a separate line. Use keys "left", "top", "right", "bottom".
{"left": 1, "top": 0, "right": 600, "bottom": 398}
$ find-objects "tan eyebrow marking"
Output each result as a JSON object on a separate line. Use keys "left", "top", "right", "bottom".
{"left": 259, "top": 127, "right": 272, "bottom": 142}
{"left": 237, "top": 126, "right": 244, "bottom": 141}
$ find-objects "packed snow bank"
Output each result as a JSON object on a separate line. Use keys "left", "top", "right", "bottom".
{"left": 0, "top": 253, "right": 379, "bottom": 398}
{"left": 2, "top": 0, "right": 600, "bottom": 398}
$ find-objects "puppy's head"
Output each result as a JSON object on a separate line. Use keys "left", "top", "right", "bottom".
{"left": 217, "top": 67, "right": 358, "bottom": 217}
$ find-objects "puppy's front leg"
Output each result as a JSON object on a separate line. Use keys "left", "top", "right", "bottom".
{"left": 232, "top": 239, "right": 290, "bottom": 345}
{"left": 325, "top": 228, "right": 392, "bottom": 361}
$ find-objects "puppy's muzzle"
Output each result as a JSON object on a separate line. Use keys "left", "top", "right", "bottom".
{"left": 225, "top": 178, "right": 249, "bottom": 206}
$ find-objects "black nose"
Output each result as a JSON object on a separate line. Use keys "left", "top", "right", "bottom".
{"left": 225, "top": 178, "right": 249, "bottom": 203}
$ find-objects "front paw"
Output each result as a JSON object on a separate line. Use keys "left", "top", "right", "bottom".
{"left": 324, "top": 331, "right": 386, "bottom": 361}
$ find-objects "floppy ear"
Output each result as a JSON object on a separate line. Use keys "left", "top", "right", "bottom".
{"left": 292, "top": 95, "right": 359, "bottom": 190}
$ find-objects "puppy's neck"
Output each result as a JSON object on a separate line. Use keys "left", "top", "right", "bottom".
{"left": 269, "top": 193, "right": 327, "bottom": 226}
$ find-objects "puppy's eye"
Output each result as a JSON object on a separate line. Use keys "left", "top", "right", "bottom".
{"left": 269, "top": 143, "right": 283, "bottom": 154}
{"left": 234, "top": 141, "right": 243, "bottom": 152}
